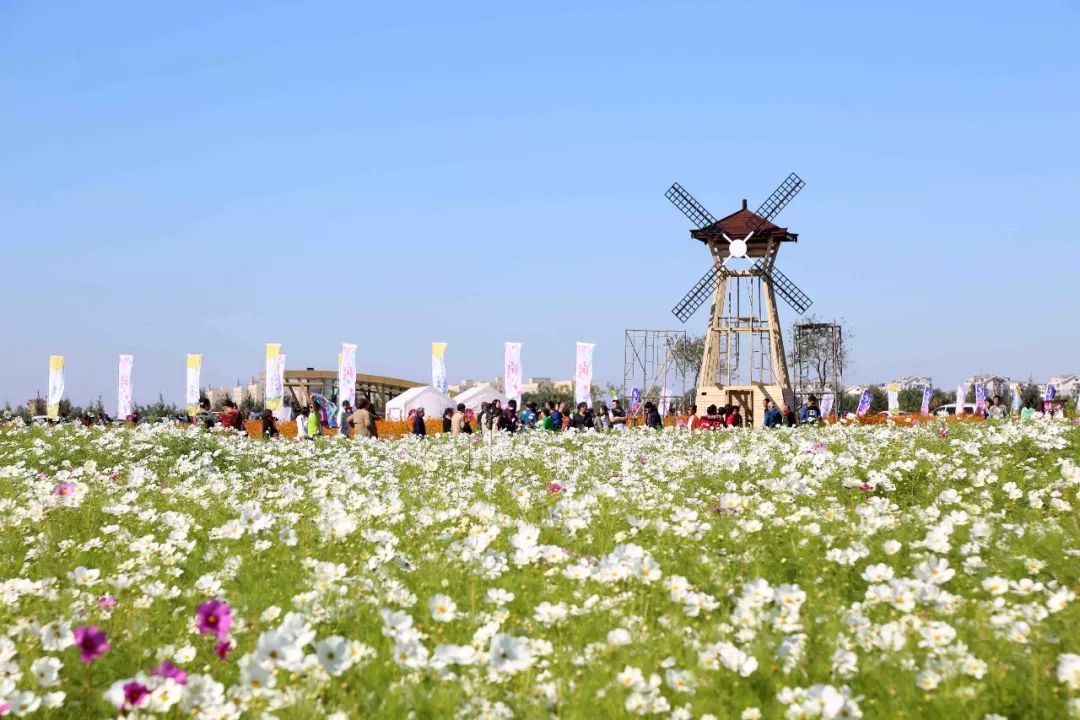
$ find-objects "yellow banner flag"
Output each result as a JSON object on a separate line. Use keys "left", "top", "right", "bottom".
{"left": 431, "top": 342, "right": 448, "bottom": 393}
{"left": 266, "top": 343, "right": 283, "bottom": 410}
{"left": 186, "top": 354, "right": 202, "bottom": 416}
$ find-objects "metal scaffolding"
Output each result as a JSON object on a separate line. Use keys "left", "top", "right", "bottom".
{"left": 791, "top": 322, "right": 844, "bottom": 406}
{"left": 622, "top": 329, "right": 690, "bottom": 409}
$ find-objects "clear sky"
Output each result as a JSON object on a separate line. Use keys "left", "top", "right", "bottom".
{"left": 3, "top": 0, "right": 1079, "bottom": 407}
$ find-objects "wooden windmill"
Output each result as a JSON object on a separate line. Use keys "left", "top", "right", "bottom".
{"left": 665, "top": 173, "right": 810, "bottom": 426}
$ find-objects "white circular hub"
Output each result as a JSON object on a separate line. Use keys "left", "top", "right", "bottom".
{"left": 729, "top": 238, "right": 748, "bottom": 258}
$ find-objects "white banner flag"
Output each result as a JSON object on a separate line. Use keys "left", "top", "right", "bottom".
{"left": 339, "top": 343, "right": 357, "bottom": 407}
{"left": 956, "top": 384, "right": 965, "bottom": 414}
{"left": 47, "top": 355, "right": 65, "bottom": 420}
{"left": 820, "top": 393, "right": 835, "bottom": 417}
{"left": 118, "top": 354, "right": 134, "bottom": 420}
{"left": 574, "top": 342, "right": 594, "bottom": 405}
{"left": 265, "top": 343, "right": 283, "bottom": 411}
{"left": 659, "top": 386, "right": 671, "bottom": 416}
{"left": 186, "top": 354, "right": 202, "bottom": 416}
{"left": 886, "top": 383, "right": 899, "bottom": 415}
{"left": 1011, "top": 383, "right": 1021, "bottom": 413}
{"left": 432, "top": 343, "right": 448, "bottom": 394}
{"left": 504, "top": 342, "right": 522, "bottom": 406}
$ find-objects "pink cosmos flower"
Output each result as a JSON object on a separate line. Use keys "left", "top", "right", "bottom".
{"left": 860, "top": 483, "right": 871, "bottom": 492}
{"left": 547, "top": 482, "right": 563, "bottom": 494}
{"left": 73, "top": 625, "right": 109, "bottom": 663}
{"left": 152, "top": 660, "right": 188, "bottom": 685}
{"left": 53, "top": 482, "right": 74, "bottom": 498}
{"left": 196, "top": 599, "right": 232, "bottom": 640}
{"left": 938, "top": 428, "right": 949, "bottom": 437}
{"left": 0, "top": 702, "right": 10, "bottom": 715}
{"left": 98, "top": 595, "right": 117, "bottom": 609}
{"left": 122, "top": 681, "right": 149, "bottom": 709}
{"left": 214, "top": 640, "right": 232, "bottom": 660}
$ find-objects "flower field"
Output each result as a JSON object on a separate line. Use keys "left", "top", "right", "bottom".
{"left": 1, "top": 421, "right": 1079, "bottom": 719}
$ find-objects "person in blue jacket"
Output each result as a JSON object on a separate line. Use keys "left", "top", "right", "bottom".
{"left": 763, "top": 398, "right": 782, "bottom": 428}
{"left": 799, "top": 395, "right": 821, "bottom": 424}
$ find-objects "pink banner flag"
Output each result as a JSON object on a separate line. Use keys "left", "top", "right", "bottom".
{"left": 574, "top": 342, "right": 594, "bottom": 405}
{"left": 504, "top": 342, "right": 522, "bottom": 406}
{"left": 339, "top": 343, "right": 357, "bottom": 407}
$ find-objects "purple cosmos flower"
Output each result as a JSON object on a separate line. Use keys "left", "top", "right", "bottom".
{"left": 53, "top": 482, "right": 74, "bottom": 498}
{"left": 214, "top": 640, "right": 232, "bottom": 660}
{"left": 151, "top": 660, "right": 188, "bottom": 685}
{"left": 122, "top": 681, "right": 149, "bottom": 708}
{"left": 547, "top": 482, "right": 563, "bottom": 494}
{"left": 196, "top": 599, "right": 232, "bottom": 640}
{"left": 73, "top": 625, "right": 109, "bottom": 663}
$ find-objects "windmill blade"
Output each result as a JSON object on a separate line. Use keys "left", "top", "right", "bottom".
{"left": 665, "top": 183, "right": 717, "bottom": 230}
{"left": 752, "top": 259, "right": 812, "bottom": 315}
{"left": 671, "top": 264, "right": 725, "bottom": 323}
{"left": 747, "top": 172, "right": 805, "bottom": 235}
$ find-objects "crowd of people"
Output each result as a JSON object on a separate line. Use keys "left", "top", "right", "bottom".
{"left": 43, "top": 390, "right": 1047, "bottom": 440}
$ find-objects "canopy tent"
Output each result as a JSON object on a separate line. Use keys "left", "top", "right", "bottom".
{"left": 384, "top": 385, "right": 454, "bottom": 421}
{"left": 454, "top": 385, "right": 509, "bottom": 412}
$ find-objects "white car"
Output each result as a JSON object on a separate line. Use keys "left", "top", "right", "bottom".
{"left": 934, "top": 403, "right": 978, "bottom": 416}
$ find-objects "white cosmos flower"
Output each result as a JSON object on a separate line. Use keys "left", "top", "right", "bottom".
{"left": 1057, "top": 653, "right": 1080, "bottom": 691}
{"left": 489, "top": 633, "right": 533, "bottom": 674}
{"left": 68, "top": 566, "right": 100, "bottom": 587}
{"left": 315, "top": 636, "right": 352, "bottom": 676}
{"left": 428, "top": 594, "right": 457, "bottom": 622}
{"left": 485, "top": 588, "right": 515, "bottom": 606}
{"left": 39, "top": 622, "right": 74, "bottom": 652}
{"left": 30, "top": 656, "right": 62, "bottom": 687}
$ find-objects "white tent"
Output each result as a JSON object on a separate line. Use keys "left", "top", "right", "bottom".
{"left": 384, "top": 386, "right": 455, "bottom": 421}
{"left": 454, "top": 385, "right": 509, "bottom": 412}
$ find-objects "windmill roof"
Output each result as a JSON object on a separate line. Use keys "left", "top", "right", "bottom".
{"left": 690, "top": 199, "right": 798, "bottom": 244}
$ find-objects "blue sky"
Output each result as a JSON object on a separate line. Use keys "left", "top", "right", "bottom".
{"left": 3, "top": 1, "right": 1079, "bottom": 406}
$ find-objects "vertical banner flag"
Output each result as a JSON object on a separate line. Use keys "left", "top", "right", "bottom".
{"left": 955, "top": 385, "right": 965, "bottom": 414}
{"left": 574, "top": 342, "right": 595, "bottom": 405}
{"left": 273, "top": 354, "right": 289, "bottom": 420}
{"left": 118, "top": 354, "right": 134, "bottom": 420}
{"left": 630, "top": 387, "right": 642, "bottom": 414}
{"left": 920, "top": 385, "right": 933, "bottom": 416}
{"left": 886, "top": 383, "right": 900, "bottom": 415}
{"left": 659, "top": 386, "right": 671, "bottom": 416}
{"left": 820, "top": 393, "right": 835, "bottom": 418}
{"left": 339, "top": 343, "right": 357, "bottom": 407}
{"left": 265, "top": 343, "right": 283, "bottom": 411}
{"left": 1045, "top": 383, "right": 1057, "bottom": 401}
{"left": 186, "top": 355, "right": 202, "bottom": 416}
{"left": 431, "top": 343, "right": 448, "bottom": 394}
{"left": 975, "top": 383, "right": 987, "bottom": 414}
{"left": 47, "top": 355, "right": 65, "bottom": 420}
{"left": 1011, "top": 383, "right": 1022, "bottom": 413}
{"left": 856, "top": 389, "right": 873, "bottom": 417}
{"left": 504, "top": 342, "right": 522, "bottom": 406}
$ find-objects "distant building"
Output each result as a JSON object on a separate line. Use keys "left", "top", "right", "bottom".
{"left": 890, "top": 376, "right": 932, "bottom": 390}
{"left": 1049, "top": 374, "right": 1080, "bottom": 397}
{"left": 964, "top": 375, "right": 1015, "bottom": 398}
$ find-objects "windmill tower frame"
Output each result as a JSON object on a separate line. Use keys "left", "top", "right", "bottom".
{"left": 665, "top": 174, "right": 812, "bottom": 426}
